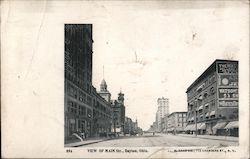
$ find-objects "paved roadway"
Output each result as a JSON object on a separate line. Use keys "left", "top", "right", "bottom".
{"left": 86, "top": 133, "right": 238, "bottom": 147}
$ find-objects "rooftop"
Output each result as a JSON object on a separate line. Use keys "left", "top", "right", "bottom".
{"left": 186, "top": 59, "right": 238, "bottom": 93}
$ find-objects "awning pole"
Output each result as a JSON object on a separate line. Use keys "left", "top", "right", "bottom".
{"left": 195, "top": 102, "right": 197, "bottom": 137}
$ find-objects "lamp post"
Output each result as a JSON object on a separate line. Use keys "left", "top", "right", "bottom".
{"left": 194, "top": 100, "right": 198, "bottom": 136}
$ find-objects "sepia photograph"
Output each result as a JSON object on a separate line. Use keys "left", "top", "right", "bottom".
{"left": 64, "top": 24, "right": 239, "bottom": 148}
{"left": 1, "top": 0, "right": 249, "bottom": 158}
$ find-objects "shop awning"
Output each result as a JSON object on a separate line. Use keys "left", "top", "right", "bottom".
{"left": 167, "top": 128, "right": 174, "bottom": 131}
{"left": 210, "top": 111, "right": 215, "bottom": 116}
{"left": 184, "top": 124, "right": 195, "bottom": 131}
{"left": 198, "top": 123, "right": 206, "bottom": 130}
{"left": 212, "top": 122, "right": 228, "bottom": 130}
{"left": 224, "top": 121, "right": 238, "bottom": 129}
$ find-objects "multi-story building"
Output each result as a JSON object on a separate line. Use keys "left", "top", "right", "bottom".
{"left": 124, "top": 117, "right": 133, "bottom": 135}
{"left": 111, "top": 92, "right": 126, "bottom": 134}
{"left": 64, "top": 24, "right": 94, "bottom": 141}
{"left": 165, "top": 112, "right": 187, "bottom": 134}
{"left": 185, "top": 59, "right": 238, "bottom": 136}
{"left": 92, "top": 79, "right": 113, "bottom": 137}
{"left": 156, "top": 97, "right": 169, "bottom": 132}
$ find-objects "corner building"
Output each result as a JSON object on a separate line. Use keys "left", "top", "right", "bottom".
{"left": 185, "top": 59, "right": 238, "bottom": 136}
{"left": 64, "top": 24, "right": 94, "bottom": 141}
{"left": 166, "top": 112, "right": 187, "bottom": 134}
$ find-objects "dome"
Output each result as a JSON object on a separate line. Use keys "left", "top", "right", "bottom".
{"left": 100, "top": 79, "right": 107, "bottom": 91}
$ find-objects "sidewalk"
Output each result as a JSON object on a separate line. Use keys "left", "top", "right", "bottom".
{"left": 177, "top": 134, "right": 238, "bottom": 142}
{"left": 65, "top": 137, "right": 113, "bottom": 147}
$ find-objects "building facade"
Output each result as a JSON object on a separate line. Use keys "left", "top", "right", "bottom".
{"left": 165, "top": 112, "right": 187, "bottom": 134}
{"left": 64, "top": 24, "right": 94, "bottom": 141}
{"left": 92, "top": 79, "right": 113, "bottom": 137}
{"left": 124, "top": 117, "right": 133, "bottom": 135}
{"left": 185, "top": 59, "right": 238, "bottom": 136}
{"left": 111, "top": 92, "right": 126, "bottom": 134}
{"left": 65, "top": 24, "right": 120, "bottom": 142}
{"left": 156, "top": 97, "right": 169, "bottom": 132}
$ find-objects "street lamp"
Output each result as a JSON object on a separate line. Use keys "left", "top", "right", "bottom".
{"left": 194, "top": 100, "right": 198, "bottom": 136}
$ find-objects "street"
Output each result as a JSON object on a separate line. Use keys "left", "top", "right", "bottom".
{"left": 86, "top": 133, "right": 238, "bottom": 147}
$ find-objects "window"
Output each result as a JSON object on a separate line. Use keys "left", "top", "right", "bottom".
{"left": 68, "top": 101, "right": 77, "bottom": 114}
{"left": 79, "top": 106, "right": 86, "bottom": 116}
{"left": 211, "top": 100, "right": 215, "bottom": 109}
{"left": 210, "top": 87, "right": 215, "bottom": 95}
{"left": 87, "top": 96, "right": 92, "bottom": 105}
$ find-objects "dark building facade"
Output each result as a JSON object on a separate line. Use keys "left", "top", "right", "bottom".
{"left": 185, "top": 59, "right": 238, "bottom": 136}
{"left": 64, "top": 24, "right": 94, "bottom": 141}
{"left": 111, "top": 92, "right": 126, "bottom": 134}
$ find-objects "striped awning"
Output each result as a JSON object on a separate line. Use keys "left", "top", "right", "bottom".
{"left": 167, "top": 128, "right": 174, "bottom": 131}
{"left": 184, "top": 124, "right": 195, "bottom": 131}
{"left": 224, "top": 121, "right": 238, "bottom": 129}
{"left": 212, "top": 122, "right": 228, "bottom": 130}
{"left": 198, "top": 123, "right": 206, "bottom": 130}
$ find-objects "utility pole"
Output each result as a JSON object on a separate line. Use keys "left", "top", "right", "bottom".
{"left": 195, "top": 101, "right": 198, "bottom": 136}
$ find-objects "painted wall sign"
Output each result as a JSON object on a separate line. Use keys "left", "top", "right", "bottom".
{"left": 218, "top": 88, "right": 238, "bottom": 99}
{"left": 218, "top": 74, "right": 238, "bottom": 86}
{"left": 217, "top": 62, "right": 238, "bottom": 74}
{"left": 218, "top": 100, "right": 238, "bottom": 107}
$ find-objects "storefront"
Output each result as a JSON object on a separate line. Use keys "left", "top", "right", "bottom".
{"left": 212, "top": 121, "right": 228, "bottom": 136}
{"left": 224, "top": 121, "right": 238, "bottom": 137}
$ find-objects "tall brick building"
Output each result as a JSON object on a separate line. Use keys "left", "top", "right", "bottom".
{"left": 185, "top": 59, "right": 238, "bottom": 136}
{"left": 64, "top": 24, "right": 94, "bottom": 141}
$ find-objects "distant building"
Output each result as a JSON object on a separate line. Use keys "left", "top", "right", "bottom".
{"left": 124, "top": 117, "right": 133, "bottom": 135}
{"left": 185, "top": 59, "right": 238, "bottom": 136}
{"left": 166, "top": 112, "right": 187, "bottom": 134}
{"left": 111, "top": 92, "right": 126, "bottom": 134}
{"left": 156, "top": 97, "right": 169, "bottom": 132}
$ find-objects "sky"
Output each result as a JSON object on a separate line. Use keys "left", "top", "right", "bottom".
{"left": 86, "top": 1, "right": 248, "bottom": 130}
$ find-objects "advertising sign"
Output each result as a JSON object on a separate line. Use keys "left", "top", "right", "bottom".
{"left": 218, "top": 88, "right": 238, "bottom": 99}
{"left": 218, "top": 74, "right": 238, "bottom": 86}
{"left": 217, "top": 62, "right": 238, "bottom": 74}
{"left": 218, "top": 100, "right": 238, "bottom": 107}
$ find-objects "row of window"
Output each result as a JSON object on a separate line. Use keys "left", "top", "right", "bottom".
{"left": 67, "top": 84, "right": 92, "bottom": 105}
{"left": 187, "top": 74, "right": 216, "bottom": 99}
{"left": 93, "top": 110, "right": 111, "bottom": 120}
{"left": 188, "top": 98, "right": 216, "bottom": 112}
{"left": 67, "top": 101, "right": 92, "bottom": 117}
{"left": 188, "top": 114, "right": 216, "bottom": 123}
{"left": 66, "top": 72, "right": 92, "bottom": 93}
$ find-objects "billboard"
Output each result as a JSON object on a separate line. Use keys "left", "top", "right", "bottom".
{"left": 218, "top": 74, "right": 238, "bottom": 86}
{"left": 218, "top": 88, "right": 238, "bottom": 99}
{"left": 218, "top": 100, "right": 238, "bottom": 107}
{"left": 217, "top": 62, "right": 238, "bottom": 74}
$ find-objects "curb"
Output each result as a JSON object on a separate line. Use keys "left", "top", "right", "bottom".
{"left": 179, "top": 135, "right": 238, "bottom": 142}
{"left": 66, "top": 137, "right": 118, "bottom": 147}
{"left": 72, "top": 138, "right": 111, "bottom": 147}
